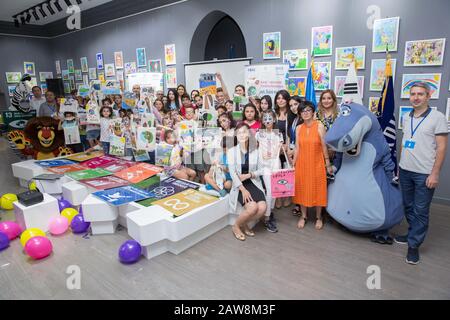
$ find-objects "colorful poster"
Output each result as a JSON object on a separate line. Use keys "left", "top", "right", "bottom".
{"left": 153, "top": 188, "right": 217, "bottom": 217}
{"left": 75, "top": 69, "right": 82, "bottom": 81}
{"left": 155, "top": 143, "right": 174, "bottom": 166}
{"left": 263, "top": 32, "right": 281, "bottom": 60}
{"left": 79, "top": 176, "right": 129, "bottom": 190}
{"left": 400, "top": 73, "right": 441, "bottom": 99}
{"left": 311, "top": 25, "right": 333, "bottom": 56}
{"left": 164, "top": 44, "right": 177, "bottom": 65}
{"left": 114, "top": 51, "right": 124, "bottom": 69}
{"left": 62, "top": 69, "right": 70, "bottom": 81}
{"left": 335, "top": 46, "right": 366, "bottom": 70}
{"left": 67, "top": 59, "right": 74, "bottom": 73}
{"left": 6, "top": 72, "right": 21, "bottom": 83}
{"left": 64, "top": 82, "right": 71, "bottom": 94}
{"left": 79, "top": 57, "right": 88, "bottom": 73}
{"left": 55, "top": 60, "right": 61, "bottom": 74}
{"left": 245, "top": 64, "right": 289, "bottom": 100}
{"left": 98, "top": 72, "right": 105, "bottom": 82}
{"left": 124, "top": 62, "right": 137, "bottom": 74}
{"left": 101, "top": 80, "right": 121, "bottom": 95}
{"left": 194, "top": 127, "right": 222, "bottom": 150}
{"left": 63, "top": 125, "right": 81, "bottom": 144}
{"left": 7, "top": 85, "right": 15, "bottom": 97}
{"left": 66, "top": 168, "right": 112, "bottom": 181}
{"left": 132, "top": 150, "right": 151, "bottom": 162}
{"left": 313, "top": 61, "right": 331, "bottom": 91}
{"left": 404, "top": 38, "right": 446, "bottom": 67}
{"left": 372, "top": 17, "right": 400, "bottom": 53}
{"left": 23, "top": 61, "right": 35, "bottom": 76}
{"left": 80, "top": 155, "right": 118, "bottom": 169}
{"left": 398, "top": 106, "right": 413, "bottom": 129}
{"left": 199, "top": 73, "right": 217, "bottom": 95}
{"left": 102, "top": 159, "right": 135, "bottom": 173}
{"left": 65, "top": 151, "right": 104, "bottom": 162}
{"left": 35, "top": 159, "right": 76, "bottom": 167}
{"left": 39, "top": 72, "right": 53, "bottom": 82}
{"left": 137, "top": 178, "right": 199, "bottom": 207}
{"left": 114, "top": 163, "right": 162, "bottom": 184}
{"left": 126, "top": 72, "right": 164, "bottom": 93}
{"left": 271, "top": 169, "right": 295, "bottom": 198}
{"left": 78, "top": 84, "right": 90, "bottom": 97}
{"left": 93, "top": 186, "right": 153, "bottom": 206}
{"left": 41, "top": 83, "right": 48, "bottom": 94}
{"left": 132, "top": 175, "right": 161, "bottom": 190}
{"left": 283, "top": 49, "right": 308, "bottom": 70}
{"left": 96, "top": 53, "right": 104, "bottom": 70}
{"left": 177, "top": 120, "right": 196, "bottom": 152}
{"left": 287, "top": 77, "right": 306, "bottom": 97}
{"left": 368, "top": 97, "right": 380, "bottom": 114}
{"left": 105, "top": 64, "right": 115, "bottom": 77}
{"left": 86, "top": 100, "right": 101, "bottom": 124}
{"left": 334, "top": 76, "right": 364, "bottom": 98}
{"left": 369, "top": 59, "right": 397, "bottom": 91}
{"left": 198, "top": 108, "right": 218, "bottom": 127}
{"left": 136, "top": 127, "right": 157, "bottom": 151}
{"left": 88, "top": 67, "right": 97, "bottom": 80}
{"left": 136, "top": 48, "right": 147, "bottom": 67}
{"left": 148, "top": 59, "right": 162, "bottom": 73}
{"left": 109, "top": 135, "right": 126, "bottom": 157}
{"left": 46, "top": 163, "right": 86, "bottom": 174}
{"left": 165, "top": 67, "right": 177, "bottom": 88}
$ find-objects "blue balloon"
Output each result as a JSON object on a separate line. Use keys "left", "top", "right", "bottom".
{"left": 0, "top": 231, "right": 10, "bottom": 251}
{"left": 58, "top": 198, "right": 72, "bottom": 212}
{"left": 70, "top": 214, "right": 90, "bottom": 234}
{"left": 118, "top": 240, "right": 141, "bottom": 264}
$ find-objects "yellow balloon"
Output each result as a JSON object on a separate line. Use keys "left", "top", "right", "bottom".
{"left": 29, "top": 181, "right": 37, "bottom": 191}
{"left": 0, "top": 193, "right": 18, "bottom": 210}
{"left": 61, "top": 208, "right": 78, "bottom": 224}
{"left": 20, "top": 228, "right": 46, "bottom": 247}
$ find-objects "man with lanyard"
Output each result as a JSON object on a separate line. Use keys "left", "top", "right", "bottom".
{"left": 395, "top": 82, "right": 448, "bottom": 265}
{"left": 38, "top": 91, "right": 59, "bottom": 119}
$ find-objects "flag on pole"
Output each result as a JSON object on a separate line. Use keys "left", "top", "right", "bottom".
{"left": 342, "top": 50, "right": 363, "bottom": 105}
{"left": 377, "top": 47, "right": 398, "bottom": 173}
{"left": 305, "top": 55, "right": 317, "bottom": 108}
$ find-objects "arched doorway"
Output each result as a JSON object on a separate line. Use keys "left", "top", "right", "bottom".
{"left": 190, "top": 11, "right": 247, "bottom": 62}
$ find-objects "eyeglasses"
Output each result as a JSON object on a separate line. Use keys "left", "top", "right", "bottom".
{"left": 301, "top": 109, "right": 314, "bottom": 114}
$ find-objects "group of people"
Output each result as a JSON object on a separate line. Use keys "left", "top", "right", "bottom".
{"left": 27, "top": 77, "right": 448, "bottom": 265}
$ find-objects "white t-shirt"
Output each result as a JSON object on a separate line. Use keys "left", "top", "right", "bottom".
{"left": 30, "top": 96, "right": 46, "bottom": 114}
{"left": 399, "top": 108, "right": 448, "bottom": 174}
{"left": 99, "top": 117, "right": 111, "bottom": 142}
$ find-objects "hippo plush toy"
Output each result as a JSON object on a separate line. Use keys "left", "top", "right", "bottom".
{"left": 325, "top": 103, "right": 403, "bottom": 243}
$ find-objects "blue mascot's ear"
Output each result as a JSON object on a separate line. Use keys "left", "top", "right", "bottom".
{"left": 339, "top": 104, "right": 352, "bottom": 117}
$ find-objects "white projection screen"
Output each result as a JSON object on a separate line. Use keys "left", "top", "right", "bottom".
{"left": 184, "top": 57, "right": 253, "bottom": 94}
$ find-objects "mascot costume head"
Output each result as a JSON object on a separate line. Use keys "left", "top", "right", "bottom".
{"left": 11, "top": 74, "right": 33, "bottom": 113}
{"left": 325, "top": 103, "right": 403, "bottom": 237}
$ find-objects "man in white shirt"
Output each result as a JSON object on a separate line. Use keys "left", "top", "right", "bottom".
{"left": 395, "top": 82, "right": 448, "bottom": 265}
{"left": 30, "top": 86, "right": 46, "bottom": 115}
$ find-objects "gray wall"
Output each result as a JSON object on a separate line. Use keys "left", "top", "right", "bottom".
{"left": 1, "top": 0, "right": 450, "bottom": 203}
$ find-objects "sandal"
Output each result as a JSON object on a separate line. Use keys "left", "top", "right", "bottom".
{"left": 292, "top": 205, "right": 301, "bottom": 216}
{"left": 275, "top": 199, "right": 282, "bottom": 209}
{"left": 232, "top": 226, "right": 246, "bottom": 241}
{"left": 244, "top": 229, "right": 255, "bottom": 237}
{"left": 297, "top": 216, "right": 307, "bottom": 229}
{"left": 283, "top": 198, "right": 291, "bottom": 208}
{"left": 315, "top": 218, "right": 324, "bottom": 230}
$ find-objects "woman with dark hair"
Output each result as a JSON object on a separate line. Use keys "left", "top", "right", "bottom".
{"left": 273, "top": 89, "right": 292, "bottom": 208}
{"left": 242, "top": 103, "right": 261, "bottom": 134}
{"left": 165, "top": 88, "right": 180, "bottom": 111}
{"left": 177, "top": 84, "right": 187, "bottom": 104}
{"left": 287, "top": 96, "right": 304, "bottom": 176}
{"left": 292, "top": 101, "right": 334, "bottom": 230}
{"left": 191, "top": 89, "right": 200, "bottom": 101}
{"left": 227, "top": 123, "right": 266, "bottom": 241}
{"left": 234, "top": 84, "right": 246, "bottom": 97}
{"left": 218, "top": 112, "right": 236, "bottom": 138}
{"left": 260, "top": 95, "right": 273, "bottom": 112}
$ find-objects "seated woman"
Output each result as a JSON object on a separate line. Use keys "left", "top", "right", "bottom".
{"left": 227, "top": 123, "right": 267, "bottom": 241}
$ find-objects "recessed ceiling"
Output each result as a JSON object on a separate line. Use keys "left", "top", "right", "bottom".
{"left": 0, "top": 0, "right": 113, "bottom": 25}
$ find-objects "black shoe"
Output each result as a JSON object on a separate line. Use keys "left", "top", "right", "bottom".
{"left": 265, "top": 214, "right": 278, "bottom": 233}
{"left": 406, "top": 247, "right": 420, "bottom": 265}
{"left": 394, "top": 235, "right": 408, "bottom": 245}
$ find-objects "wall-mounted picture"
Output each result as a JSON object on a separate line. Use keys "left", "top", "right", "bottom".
{"left": 404, "top": 38, "right": 446, "bottom": 67}
{"left": 335, "top": 46, "right": 366, "bottom": 70}
{"left": 313, "top": 61, "right": 331, "bottom": 91}
{"left": 75, "top": 69, "right": 82, "bottom": 81}
{"left": 55, "top": 60, "right": 61, "bottom": 74}
{"left": 148, "top": 59, "right": 162, "bottom": 73}
{"left": 164, "top": 44, "right": 177, "bottom": 65}
{"left": 64, "top": 82, "right": 71, "bottom": 94}
{"left": 372, "top": 17, "right": 400, "bottom": 52}
{"left": 136, "top": 48, "right": 147, "bottom": 68}
{"left": 114, "top": 51, "right": 124, "bottom": 69}
{"left": 6, "top": 72, "right": 22, "bottom": 83}
{"left": 98, "top": 72, "right": 105, "bottom": 82}
{"left": 116, "top": 70, "right": 124, "bottom": 82}
{"left": 165, "top": 67, "right": 177, "bottom": 88}
{"left": 263, "top": 32, "right": 281, "bottom": 59}
{"left": 62, "top": 69, "right": 70, "bottom": 81}
{"left": 67, "top": 59, "right": 74, "bottom": 73}
{"left": 368, "top": 97, "right": 381, "bottom": 114}
{"left": 96, "top": 53, "right": 104, "bottom": 70}
{"left": 89, "top": 67, "right": 97, "bottom": 80}
{"left": 334, "top": 76, "right": 364, "bottom": 98}
{"left": 369, "top": 59, "right": 397, "bottom": 91}
{"left": 80, "top": 57, "right": 88, "bottom": 73}
{"left": 105, "top": 63, "right": 116, "bottom": 77}
{"left": 124, "top": 62, "right": 137, "bottom": 74}
{"left": 39, "top": 72, "right": 53, "bottom": 82}
{"left": 40, "top": 83, "right": 48, "bottom": 94}
{"left": 311, "top": 25, "right": 333, "bottom": 56}
{"left": 283, "top": 49, "right": 308, "bottom": 70}
{"left": 287, "top": 77, "right": 306, "bottom": 97}
{"left": 400, "top": 73, "right": 441, "bottom": 99}
{"left": 398, "top": 106, "right": 413, "bottom": 129}
{"left": 8, "top": 85, "right": 16, "bottom": 97}
{"left": 69, "top": 76, "right": 75, "bottom": 90}
{"left": 23, "top": 61, "right": 35, "bottom": 76}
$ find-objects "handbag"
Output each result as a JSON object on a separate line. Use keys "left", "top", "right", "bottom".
{"left": 270, "top": 145, "right": 295, "bottom": 198}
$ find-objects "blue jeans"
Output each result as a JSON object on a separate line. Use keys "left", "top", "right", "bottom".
{"left": 102, "top": 142, "right": 110, "bottom": 155}
{"left": 399, "top": 168, "right": 435, "bottom": 248}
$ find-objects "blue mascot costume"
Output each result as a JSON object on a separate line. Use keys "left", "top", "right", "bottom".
{"left": 325, "top": 103, "right": 403, "bottom": 243}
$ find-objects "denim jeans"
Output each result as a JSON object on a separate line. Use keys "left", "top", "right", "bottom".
{"left": 399, "top": 168, "right": 435, "bottom": 248}
{"left": 102, "top": 142, "right": 110, "bottom": 155}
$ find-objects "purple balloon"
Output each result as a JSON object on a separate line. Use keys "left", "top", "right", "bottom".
{"left": 118, "top": 240, "right": 141, "bottom": 264}
{"left": 58, "top": 198, "right": 72, "bottom": 212}
{"left": 70, "top": 214, "right": 90, "bottom": 234}
{"left": 0, "top": 231, "right": 10, "bottom": 251}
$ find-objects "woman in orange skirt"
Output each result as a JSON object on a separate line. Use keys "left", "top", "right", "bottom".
{"left": 292, "top": 101, "right": 334, "bottom": 230}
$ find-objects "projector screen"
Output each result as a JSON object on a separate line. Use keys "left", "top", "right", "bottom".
{"left": 184, "top": 58, "right": 252, "bottom": 95}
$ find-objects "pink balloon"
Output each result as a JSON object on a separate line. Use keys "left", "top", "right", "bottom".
{"left": 24, "top": 236, "right": 53, "bottom": 260}
{"left": 0, "top": 221, "right": 22, "bottom": 240}
{"left": 48, "top": 216, "right": 69, "bottom": 235}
